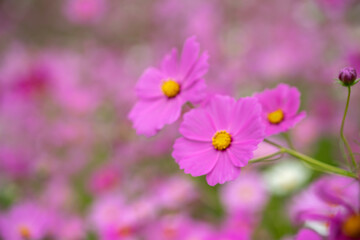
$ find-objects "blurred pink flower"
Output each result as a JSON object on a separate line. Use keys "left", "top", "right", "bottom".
{"left": 89, "top": 194, "right": 158, "bottom": 239}
{"left": 290, "top": 176, "right": 360, "bottom": 239}
{"left": 41, "top": 177, "right": 74, "bottom": 209}
{"left": 63, "top": 0, "right": 107, "bottom": 24}
{"left": 219, "top": 212, "right": 257, "bottom": 240}
{"left": 145, "top": 214, "right": 212, "bottom": 240}
{"left": 208, "top": 231, "right": 251, "bottom": 240}
{"left": 315, "top": 0, "right": 353, "bottom": 16}
{"left": 296, "top": 229, "right": 322, "bottom": 240}
{"left": 0, "top": 202, "right": 53, "bottom": 240}
{"left": 128, "top": 36, "right": 209, "bottom": 137}
{"left": 88, "top": 165, "right": 121, "bottom": 194}
{"left": 254, "top": 84, "right": 306, "bottom": 136}
{"left": 172, "top": 95, "right": 265, "bottom": 186}
{"left": 221, "top": 171, "right": 268, "bottom": 214}
{"left": 290, "top": 175, "right": 359, "bottom": 223}
{"left": 89, "top": 194, "right": 125, "bottom": 231}
{"left": 0, "top": 146, "right": 34, "bottom": 178}
{"left": 53, "top": 215, "right": 86, "bottom": 240}
{"left": 154, "top": 176, "right": 197, "bottom": 209}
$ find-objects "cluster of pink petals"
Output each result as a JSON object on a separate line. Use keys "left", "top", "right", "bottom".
{"left": 128, "top": 36, "right": 209, "bottom": 137}
{"left": 172, "top": 95, "right": 265, "bottom": 186}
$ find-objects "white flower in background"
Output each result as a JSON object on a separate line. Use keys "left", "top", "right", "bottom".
{"left": 305, "top": 220, "right": 329, "bottom": 237}
{"left": 263, "top": 159, "right": 311, "bottom": 195}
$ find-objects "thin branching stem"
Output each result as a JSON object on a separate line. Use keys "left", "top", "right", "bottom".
{"left": 340, "top": 86, "right": 357, "bottom": 169}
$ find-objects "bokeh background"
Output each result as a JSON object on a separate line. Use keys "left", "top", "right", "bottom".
{"left": 1, "top": 0, "right": 360, "bottom": 239}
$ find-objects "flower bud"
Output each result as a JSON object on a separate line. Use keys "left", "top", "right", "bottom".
{"left": 338, "top": 67, "right": 357, "bottom": 86}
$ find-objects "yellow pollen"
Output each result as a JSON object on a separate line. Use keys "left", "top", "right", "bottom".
{"left": 342, "top": 214, "right": 360, "bottom": 238}
{"left": 267, "top": 109, "right": 284, "bottom": 124}
{"left": 161, "top": 79, "right": 180, "bottom": 98}
{"left": 212, "top": 130, "right": 232, "bottom": 151}
{"left": 18, "top": 226, "right": 31, "bottom": 239}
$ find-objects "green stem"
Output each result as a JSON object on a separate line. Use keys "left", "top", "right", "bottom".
{"left": 340, "top": 86, "right": 357, "bottom": 169}
{"left": 264, "top": 139, "right": 282, "bottom": 148}
{"left": 265, "top": 139, "right": 357, "bottom": 179}
{"left": 249, "top": 150, "right": 284, "bottom": 164}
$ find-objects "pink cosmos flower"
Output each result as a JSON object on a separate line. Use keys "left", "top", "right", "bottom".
{"left": 0, "top": 202, "right": 53, "bottom": 240}
{"left": 128, "top": 36, "right": 209, "bottom": 137}
{"left": 253, "top": 84, "right": 306, "bottom": 136}
{"left": 311, "top": 181, "right": 360, "bottom": 240}
{"left": 172, "top": 95, "right": 265, "bottom": 186}
{"left": 290, "top": 176, "right": 360, "bottom": 240}
{"left": 290, "top": 176, "right": 359, "bottom": 224}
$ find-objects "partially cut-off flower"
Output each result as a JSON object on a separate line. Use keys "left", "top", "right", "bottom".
{"left": 296, "top": 229, "right": 322, "bottom": 240}
{"left": 253, "top": 84, "right": 306, "bottom": 136}
{"left": 290, "top": 176, "right": 360, "bottom": 240}
{"left": 0, "top": 202, "right": 52, "bottom": 240}
{"left": 172, "top": 95, "right": 265, "bottom": 186}
{"left": 338, "top": 67, "right": 358, "bottom": 86}
{"left": 129, "top": 36, "right": 209, "bottom": 137}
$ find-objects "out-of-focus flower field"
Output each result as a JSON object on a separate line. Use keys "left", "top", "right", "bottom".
{"left": 0, "top": 0, "right": 360, "bottom": 239}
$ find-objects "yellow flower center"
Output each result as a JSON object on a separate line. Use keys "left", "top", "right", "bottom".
{"left": 18, "top": 225, "right": 31, "bottom": 239}
{"left": 267, "top": 109, "right": 284, "bottom": 124}
{"left": 342, "top": 214, "right": 360, "bottom": 238}
{"left": 212, "top": 130, "right": 232, "bottom": 151}
{"left": 161, "top": 79, "right": 180, "bottom": 98}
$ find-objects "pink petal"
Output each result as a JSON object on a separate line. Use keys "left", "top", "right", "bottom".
{"left": 179, "top": 78, "right": 207, "bottom": 104}
{"left": 206, "top": 152, "right": 241, "bottom": 186}
{"left": 296, "top": 229, "right": 322, "bottom": 240}
{"left": 182, "top": 51, "right": 209, "bottom": 89}
{"left": 161, "top": 48, "right": 178, "bottom": 77}
{"left": 135, "top": 67, "right": 164, "bottom": 100}
{"left": 316, "top": 181, "right": 355, "bottom": 214}
{"left": 253, "top": 87, "right": 280, "bottom": 113}
{"left": 180, "top": 107, "right": 216, "bottom": 141}
{"left": 128, "top": 97, "right": 182, "bottom": 137}
{"left": 229, "top": 97, "right": 264, "bottom": 138}
{"left": 227, "top": 143, "right": 256, "bottom": 167}
{"left": 281, "top": 84, "right": 301, "bottom": 116}
{"left": 206, "top": 95, "right": 236, "bottom": 130}
{"left": 173, "top": 138, "right": 218, "bottom": 177}
{"left": 180, "top": 36, "right": 200, "bottom": 79}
